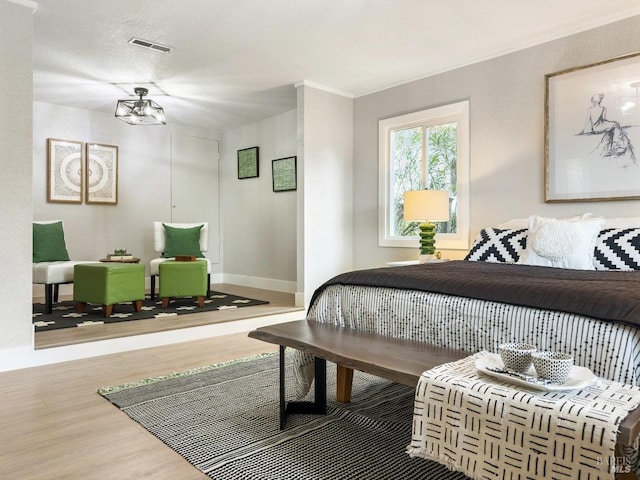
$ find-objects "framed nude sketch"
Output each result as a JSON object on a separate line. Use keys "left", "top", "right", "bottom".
{"left": 545, "top": 52, "right": 640, "bottom": 202}
{"left": 47, "top": 138, "right": 83, "bottom": 203}
{"left": 85, "top": 143, "right": 118, "bottom": 204}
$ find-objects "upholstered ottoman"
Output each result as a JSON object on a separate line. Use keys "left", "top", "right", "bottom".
{"left": 74, "top": 263, "right": 145, "bottom": 318}
{"left": 159, "top": 260, "right": 208, "bottom": 308}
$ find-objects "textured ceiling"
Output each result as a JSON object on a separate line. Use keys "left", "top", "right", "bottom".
{"left": 32, "top": 0, "right": 640, "bottom": 131}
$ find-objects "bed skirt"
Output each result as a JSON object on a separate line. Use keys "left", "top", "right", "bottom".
{"left": 293, "top": 285, "right": 640, "bottom": 397}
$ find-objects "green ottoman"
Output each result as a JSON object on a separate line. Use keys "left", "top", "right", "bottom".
{"left": 74, "top": 263, "right": 145, "bottom": 318}
{"left": 159, "top": 260, "right": 208, "bottom": 308}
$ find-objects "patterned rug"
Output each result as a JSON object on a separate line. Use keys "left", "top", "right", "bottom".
{"left": 32, "top": 292, "right": 269, "bottom": 332}
{"left": 99, "top": 353, "right": 468, "bottom": 480}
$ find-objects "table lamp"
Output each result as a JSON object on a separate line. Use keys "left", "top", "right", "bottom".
{"left": 403, "top": 190, "right": 450, "bottom": 259}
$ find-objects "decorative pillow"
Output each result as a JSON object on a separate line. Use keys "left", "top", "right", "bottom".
{"left": 33, "top": 221, "right": 71, "bottom": 263}
{"left": 162, "top": 224, "right": 205, "bottom": 258}
{"left": 465, "top": 228, "right": 528, "bottom": 263}
{"left": 517, "top": 215, "right": 604, "bottom": 270}
{"left": 495, "top": 213, "right": 593, "bottom": 230}
{"left": 593, "top": 228, "right": 640, "bottom": 270}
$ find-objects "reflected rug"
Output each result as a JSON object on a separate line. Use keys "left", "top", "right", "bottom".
{"left": 99, "top": 353, "right": 467, "bottom": 480}
{"left": 32, "top": 292, "right": 269, "bottom": 332}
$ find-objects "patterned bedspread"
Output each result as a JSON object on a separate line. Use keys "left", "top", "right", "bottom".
{"left": 407, "top": 353, "right": 640, "bottom": 479}
{"left": 292, "top": 264, "right": 640, "bottom": 397}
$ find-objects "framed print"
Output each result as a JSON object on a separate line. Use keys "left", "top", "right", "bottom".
{"left": 86, "top": 143, "right": 118, "bottom": 204}
{"left": 545, "top": 52, "right": 640, "bottom": 202}
{"left": 237, "top": 146, "right": 259, "bottom": 179}
{"left": 47, "top": 138, "right": 83, "bottom": 203}
{"left": 272, "top": 156, "right": 297, "bottom": 192}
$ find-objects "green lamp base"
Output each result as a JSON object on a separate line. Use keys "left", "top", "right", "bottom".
{"left": 418, "top": 222, "right": 437, "bottom": 256}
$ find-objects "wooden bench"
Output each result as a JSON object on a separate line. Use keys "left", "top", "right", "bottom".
{"left": 249, "top": 319, "right": 471, "bottom": 428}
{"left": 248, "top": 319, "right": 640, "bottom": 455}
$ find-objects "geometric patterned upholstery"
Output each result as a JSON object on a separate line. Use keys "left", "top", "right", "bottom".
{"left": 464, "top": 228, "right": 528, "bottom": 263}
{"left": 593, "top": 228, "right": 640, "bottom": 271}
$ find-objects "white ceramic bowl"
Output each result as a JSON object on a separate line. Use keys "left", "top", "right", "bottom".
{"left": 532, "top": 351, "right": 574, "bottom": 384}
{"left": 498, "top": 343, "right": 537, "bottom": 373}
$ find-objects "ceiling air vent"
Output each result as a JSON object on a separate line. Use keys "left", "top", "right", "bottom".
{"left": 128, "top": 37, "right": 172, "bottom": 53}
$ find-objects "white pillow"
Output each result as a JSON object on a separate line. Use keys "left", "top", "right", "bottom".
{"left": 602, "top": 216, "right": 640, "bottom": 229}
{"left": 517, "top": 215, "right": 604, "bottom": 269}
{"left": 495, "top": 213, "right": 592, "bottom": 230}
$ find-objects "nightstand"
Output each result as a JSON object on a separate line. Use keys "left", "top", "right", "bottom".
{"left": 386, "top": 258, "right": 450, "bottom": 267}
{"left": 386, "top": 260, "right": 420, "bottom": 267}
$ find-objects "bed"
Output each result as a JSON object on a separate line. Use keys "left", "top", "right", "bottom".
{"left": 293, "top": 215, "right": 640, "bottom": 396}
{"left": 291, "top": 215, "right": 640, "bottom": 479}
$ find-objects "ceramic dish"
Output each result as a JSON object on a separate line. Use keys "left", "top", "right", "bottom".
{"left": 475, "top": 353, "right": 598, "bottom": 392}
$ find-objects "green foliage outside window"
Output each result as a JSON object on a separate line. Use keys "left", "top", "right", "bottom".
{"left": 392, "top": 122, "right": 458, "bottom": 237}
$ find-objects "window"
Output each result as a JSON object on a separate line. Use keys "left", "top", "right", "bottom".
{"left": 378, "top": 100, "right": 469, "bottom": 250}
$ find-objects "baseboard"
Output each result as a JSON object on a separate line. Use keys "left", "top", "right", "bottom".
{"left": 0, "top": 310, "right": 306, "bottom": 372}
{"left": 222, "top": 274, "right": 296, "bottom": 294}
{"left": 33, "top": 273, "right": 292, "bottom": 299}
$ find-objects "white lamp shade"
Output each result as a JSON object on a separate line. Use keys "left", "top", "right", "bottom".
{"left": 403, "top": 190, "right": 450, "bottom": 222}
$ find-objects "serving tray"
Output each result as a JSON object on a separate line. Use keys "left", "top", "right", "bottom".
{"left": 475, "top": 353, "right": 598, "bottom": 391}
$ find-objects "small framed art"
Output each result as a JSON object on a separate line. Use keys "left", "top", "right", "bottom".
{"left": 47, "top": 138, "right": 83, "bottom": 203}
{"left": 272, "top": 156, "right": 297, "bottom": 192}
{"left": 545, "top": 52, "right": 640, "bottom": 202}
{"left": 86, "top": 143, "right": 118, "bottom": 204}
{"left": 237, "top": 146, "right": 259, "bottom": 179}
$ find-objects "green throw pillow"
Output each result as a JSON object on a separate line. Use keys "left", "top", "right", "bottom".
{"left": 33, "top": 221, "right": 71, "bottom": 263}
{"left": 162, "top": 224, "right": 205, "bottom": 258}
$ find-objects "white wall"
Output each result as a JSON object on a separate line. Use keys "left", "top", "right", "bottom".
{"left": 297, "top": 85, "right": 354, "bottom": 306}
{"left": 0, "top": 0, "right": 34, "bottom": 350}
{"left": 353, "top": 15, "right": 640, "bottom": 269}
{"left": 221, "top": 109, "right": 297, "bottom": 292}
{"left": 33, "top": 102, "right": 222, "bottom": 290}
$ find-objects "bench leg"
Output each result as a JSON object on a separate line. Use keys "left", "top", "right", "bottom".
{"left": 336, "top": 365, "right": 354, "bottom": 403}
{"left": 279, "top": 345, "right": 327, "bottom": 429}
{"left": 133, "top": 300, "right": 142, "bottom": 312}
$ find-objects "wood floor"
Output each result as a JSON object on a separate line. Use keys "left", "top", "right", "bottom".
{"left": 35, "top": 284, "right": 303, "bottom": 349}
{"left": 1, "top": 331, "right": 279, "bottom": 480}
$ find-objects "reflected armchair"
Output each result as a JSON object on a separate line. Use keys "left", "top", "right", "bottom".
{"left": 32, "top": 220, "right": 93, "bottom": 314}
{"left": 149, "top": 222, "right": 211, "bottom": 300}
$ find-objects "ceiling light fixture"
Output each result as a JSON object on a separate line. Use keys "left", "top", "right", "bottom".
{"left": 115, "top": 87, "right": 166, "bottom": 125}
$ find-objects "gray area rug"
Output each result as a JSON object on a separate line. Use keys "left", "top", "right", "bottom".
{"left": 99, "top": 353, "right": 468, "bottom": 480}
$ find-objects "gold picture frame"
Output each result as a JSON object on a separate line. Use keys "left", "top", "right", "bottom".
{"left": 47, "top": 138, "right": 84, "bottom": 203}
{"left": 545, "top": 52, "right": 640, "bottom": 202}
{"left": 86, "top": 143, "right": 118, "bottom": 204}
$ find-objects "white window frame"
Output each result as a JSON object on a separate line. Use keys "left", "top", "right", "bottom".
{"left": 378, "top": 100, "right": 470, "bottom": 250}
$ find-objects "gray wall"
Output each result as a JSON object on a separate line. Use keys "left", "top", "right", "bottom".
{"left": 221, "top": 109, "right": 298, "bottom": 291}
{"left": 0, "top": 1, "right": 33, "bottom": 350}
{"left": 353, "top": 15, "right": 640, "bottom": 268}
{"left": 33, "top": 102, "right": 222, "bottom": 287}
{"left": 297, "top": 85, "right": 354, "bottom": 305}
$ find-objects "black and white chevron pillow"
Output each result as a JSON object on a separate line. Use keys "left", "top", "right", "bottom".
{"left": 593, "top": 228, "right": 640, "bottom": 270}
{"left": 465, "top": 228, "right": 528, "bottom": 263}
